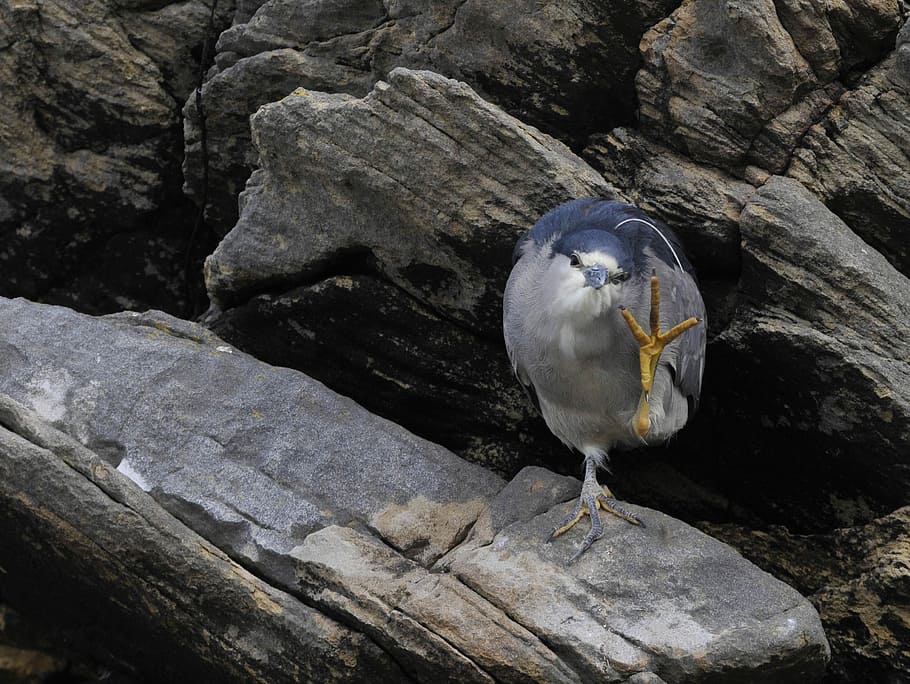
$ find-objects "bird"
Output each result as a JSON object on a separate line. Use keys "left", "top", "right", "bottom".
{"left": 503, "top": 197, "right": 706, "bottom": 560}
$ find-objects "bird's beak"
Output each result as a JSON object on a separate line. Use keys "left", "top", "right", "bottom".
{"left": 583, "top": 264, "right": 607, "bottom": 289}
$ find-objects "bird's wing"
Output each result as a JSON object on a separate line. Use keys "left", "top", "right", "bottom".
{"left": 608, "top": 206, "right": 706, "bottom": 408}
{"left": 665, "top": 270, "right": 707, "bottom": 409}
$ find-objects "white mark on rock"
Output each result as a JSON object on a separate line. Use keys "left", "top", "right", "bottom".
{"left": 116, "top": 459, "right": 151, "bottom": 492}
{"left": 24, "top": 367, "right": 73, "bottom": 422}
{"left": 216, "top": 345, "right": 234, "bottom": 354}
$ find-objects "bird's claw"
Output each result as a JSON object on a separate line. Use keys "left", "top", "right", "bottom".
{"left": 621, "top": 274, "right": 700, "bottom": 436}
{"left": 548, "top": 483, "right": 642, "bottom": 561}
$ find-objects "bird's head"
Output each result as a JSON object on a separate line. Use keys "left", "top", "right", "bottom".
{"left": 554, "top": 229, "right": 633, "bottom": 289}
{"left": 545, "top": 229, "right": 633, "bottom": 316}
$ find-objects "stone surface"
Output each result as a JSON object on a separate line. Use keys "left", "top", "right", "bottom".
{"left": 0, "top": 0, "right": 233, "bottom": 316}
{"left": 202, "top": 68, "right": 616, "bottom": 473}
{"left": 787, "top": 45, "right": 910, "bottom": 276}
{"left": 205, "top": 68, "right": 614, "bottom": 329}
{"left": 0, "top": 297, "right": 502, "bottom": 569}
{"left": 437, "top": 465, "right": 830, "bottom": 683}
{"left": 0, "top": 394, "right": 401, "bottom": 683}
{"left": 0, "top": 296, "right": 831, "bottom": 683}
{"left": 636, "top": 0, "right": 901, "bottom": 171}
{"left": 706, "top": 176, "right": 910, "bottom": 528}
{"left": 702, "top": 506, "right": 910, "bottom": 683}
{"left": 183, "top": 0, "right": 678, "bottom": 235}
{"left": 204, "top": 275, "right": 558, "bottom": 474}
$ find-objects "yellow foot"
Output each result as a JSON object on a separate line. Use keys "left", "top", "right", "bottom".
{"left": 620, "top": 273, "right": 700, "bottom": 436}
{"left": 548, "top": 473, "right": 642, "bottom": 561}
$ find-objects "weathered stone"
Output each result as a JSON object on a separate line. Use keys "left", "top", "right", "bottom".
{"left": 0, "top": 297, "right": 503, "bottom": 569}
{"left": 0, "top": 0, "right": 232, "bottom": 314}
{"left": 747, "top": 82, "right": 845, "bottom": 173}
{"left": 709, "top": 176, "right": 910, "bottom": 526}
{"left": 292, "top": 525, "right": 578, "bottom": 684}
{"left": 702, "top": 506, "right": 910, "bottom": 683}
{"left": 440, "top": 468, "right": 831, "bottom": 683}
{"left": 184, "top": 0, "right": 677, "bottom": 235}
{"left": 0, "top": 297, "right": 831, "bottom": 683}
{"left": 205, "top": 68, "right": 614, "bottom": 331}
{"left": 788, "top": 46, "right": 910, "bottom": 276}
{"left": 0, "top": 395, "right": 403, "bottom": 683}
{"left": 204, "top": 275, "right": 557, "bottom": 475}
{"left": 636, "top": 0, "right": 900, "bottom": 171}
{"left": 637, "top": 0, "right": 817, "bottom": 168}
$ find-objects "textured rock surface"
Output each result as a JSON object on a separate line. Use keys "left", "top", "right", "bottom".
{"left": 636, "top": 0, "right": 901, "bottom": 171}
{"left": 706, "top": 176, "right": 910, "bottom": 527}
{"left": 0, "top": 394, "right": 401, "bottom": 683}
{"left": 788, "top": 39, "right": 910, "bottom": 276}
{"left": 702, "top": 506, "right": 910, "bottom": 683}
{"left": 183, "top": 0, "right": 678, "bottom": 235}
{"left": 0, "top": 0, "right": 233, "bottom": 314}
{"left": 203, "top": 68, "right": 613, "bottom": 471}
{"left": 0, "top": 297, "right": 831, "bottom": 682}
{"left": 205, "top": 68, "right": 614, "bottom": 327}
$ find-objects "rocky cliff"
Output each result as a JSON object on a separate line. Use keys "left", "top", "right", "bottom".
{"left": 1, "top": 0, "right": 908, "bottom": 682}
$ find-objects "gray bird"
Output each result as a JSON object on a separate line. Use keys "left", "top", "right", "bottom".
{"left": 503, "top": 198, "right": 706, "bottom": 559}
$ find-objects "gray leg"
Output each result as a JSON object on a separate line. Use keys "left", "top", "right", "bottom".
{"left": 548, "top": 457, "right": 643, "bottom": 561}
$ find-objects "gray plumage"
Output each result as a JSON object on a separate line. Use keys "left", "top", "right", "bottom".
{"left": 503, "top": 198, "right": 706, "bottom": 557}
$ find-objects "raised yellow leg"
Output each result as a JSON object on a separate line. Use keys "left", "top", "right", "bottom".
{"left": 620, "top": 274, "right": 700, "bottom": 436}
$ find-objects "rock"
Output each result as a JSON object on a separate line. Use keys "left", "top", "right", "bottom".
{"left": 183, "top": 0, "right": 678, "bottom": 235}
{"left": 701, "top": 506, "right": 910, "bottom": 683}
{"left": 636, "top": 0, "right": 901, "bottom": 171}
{"left": 205, "top": 69, "right": 613, "bottom": 328}
{"left": 706, "top": 176, "right": 910, "bottom": 528}
{"left": 202, "top": 68, "right": 617, "bottom": 473}
{"left": 0, "top": 297, "right": 503, "bottom": 569}
{"left": 438, "top": 467, "right": 830, "bottom": 683}
{"left": 787, "top": 46, "right": 910, "bottom": 276}
{"left": 0, "top": 394, "right": 402, "bottom": 683}
{"left": 0, "top": 297, "right": 831, "bottom": 682}
{"left": 204, "top": 275, "right": 557, "bottom": 474}
{"left": 0, "top": 0, "right": 233, "bottom": 315}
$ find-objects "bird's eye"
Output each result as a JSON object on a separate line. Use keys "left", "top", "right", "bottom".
{"left": 569, "top": 253, "right": 581, "bottom": 267}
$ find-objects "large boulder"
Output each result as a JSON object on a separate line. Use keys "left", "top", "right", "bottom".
{"left": 636, "top": 0, "right": 901, "bottom": 171}
{"left": 203, "top": 68, "right": 615, "bottom": 473}
{"left": 0, "top": 296, "right": 831, "bottom": 682}
{"left": 787, "top": 29, "right": 910, "bottom": 276}
{"left": 0, "top": 0, "right": 233, "bottom": 314}
{"left": 703, "top": 176, "right": 910, "bottom": 528}
{"left": 182, "top": 0, "right": 679, "bottom": 235}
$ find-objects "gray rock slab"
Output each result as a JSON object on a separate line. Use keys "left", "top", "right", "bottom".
{"left": 0, "top": 297, "right": 830, "bottom": 682}
{"left": 712, "top": 176, "right": 910, "bottom": 521}
{"left": 0, "top": 395, "right": 404, "bottom": 683}
{"left": 440, "top": 475, "right": 831, "bottom": 683}
{"left": 787, "top": 47, "right": 910, "bottom": 276}
{"left": 203, "top": 274, "right": 553, "bottom": 476}
{"left": 184, "top": 0, "right": 678, "bottom": 235}
{"left": 204, "top": 67, "right": 614, "bottom": 332}
{"left": 0, "top": 297, "right": 504, "bottom": 569}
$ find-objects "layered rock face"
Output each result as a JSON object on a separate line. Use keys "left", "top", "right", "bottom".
{"left": 0, "top": 0, "right": 233, "bottom": 314}
{"left": 0, "top": 300, "right": 830, "bottom": 682}
{"left": 1, "top": 0, "right": 909, "bottom": 682}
